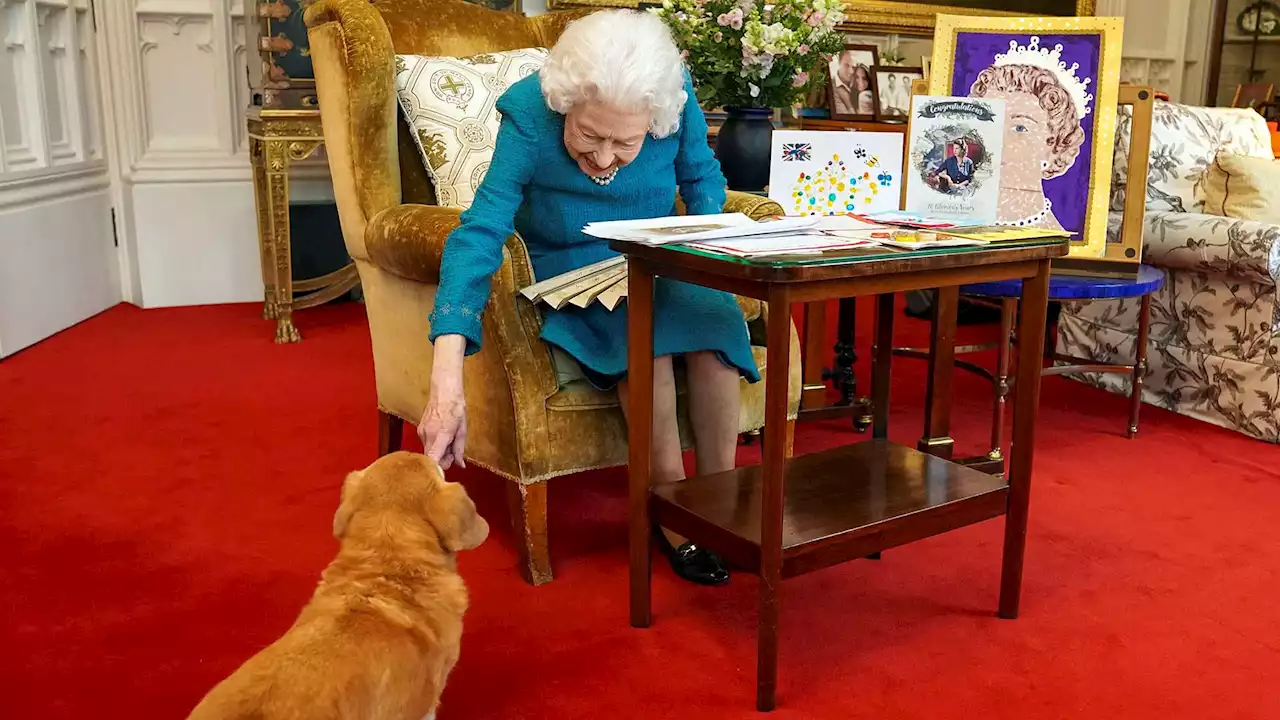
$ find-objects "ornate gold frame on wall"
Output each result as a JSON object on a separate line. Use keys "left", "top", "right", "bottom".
{"left": 837, "top": 1, "right": 1095, "bottom": 35}
{"left": 544, "top": 1, "right": 1097, "bottom": 34}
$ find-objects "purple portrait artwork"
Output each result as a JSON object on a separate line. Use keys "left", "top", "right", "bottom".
{"left": 950, "top": 32, "right": 1100, "bottom": 238}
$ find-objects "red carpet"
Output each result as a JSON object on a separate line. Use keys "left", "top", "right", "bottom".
{"left": 2, "top": 301, "right": 1277, "bottom": 719}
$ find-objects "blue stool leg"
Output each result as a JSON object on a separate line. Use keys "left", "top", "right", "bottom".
{"left": 1128, "top": 293, "right": 1153, "bottom": 438}
{"left": 990, "top": 297, "right": 1017, "bottom": 462}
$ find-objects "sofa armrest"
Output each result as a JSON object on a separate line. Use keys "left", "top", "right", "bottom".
{"left": 1140, "top": 210, "right": 1279, "bottom": 286}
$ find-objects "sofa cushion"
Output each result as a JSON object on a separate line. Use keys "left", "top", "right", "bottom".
{"left": 1197, "top": 152, "right": 1280, "bottom": 224}
{"left": 394, "top": 48, "right": 548, "bottom": 208}
{"left": 1111, "top": 102, "right": 1272, "bottom": 214}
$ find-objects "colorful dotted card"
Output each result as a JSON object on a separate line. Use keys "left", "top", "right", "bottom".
{"left": 767, "top": 130, "right": 904, "bottom": 217}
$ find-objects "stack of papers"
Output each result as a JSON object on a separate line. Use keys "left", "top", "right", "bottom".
{"left": 518, "top": 256, "right": 629, "bottom": 311}
{"left": 515, "top": 213, "right": 1069, "bottom": 313}
{"left": 583, "top": 213, "right": 820, "bottom": 245}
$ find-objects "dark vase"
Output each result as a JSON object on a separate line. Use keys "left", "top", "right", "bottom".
{"left": 714, "top": 107, "right": 775, "bottom": 193}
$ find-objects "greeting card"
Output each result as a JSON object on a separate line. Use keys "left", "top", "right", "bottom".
{"left": 767, "top": 130, "right": 904, "bottom": 216}
{"left": 903, "top": 95, "right": 1005, "bottom": 224}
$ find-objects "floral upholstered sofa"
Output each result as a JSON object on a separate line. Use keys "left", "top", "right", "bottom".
{"left": 1058, "top": 102, "right": 1280, "bottom": 443}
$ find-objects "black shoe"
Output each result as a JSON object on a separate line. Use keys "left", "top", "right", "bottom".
{"left": 654, "top": 527, "right": 730, "bottom": 586}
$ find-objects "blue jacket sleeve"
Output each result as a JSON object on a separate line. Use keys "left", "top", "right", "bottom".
{"left": 673, "top": 74, "right": 727, "bottom": 216}
{"left": 427, "top": 102, "right": 540, "bottom": 356}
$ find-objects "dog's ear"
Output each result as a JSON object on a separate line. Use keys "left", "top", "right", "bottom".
{"left": 333, "top": 471, "right": 363, "bottom": 539}
{"left": 427, "top": 482, "right": 490, "bottom": 552}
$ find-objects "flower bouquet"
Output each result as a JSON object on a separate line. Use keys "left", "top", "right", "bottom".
{"left": 656, "top": 0, "right": 846, "bottom": 190}
{"left": 655, "top": 0, "right": 847, "bottom": 110}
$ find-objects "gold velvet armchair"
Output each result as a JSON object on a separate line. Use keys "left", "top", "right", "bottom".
{"left": 305, "top": 0, "right": 802, "bottom": 585}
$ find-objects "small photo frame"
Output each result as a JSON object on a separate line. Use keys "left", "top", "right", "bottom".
{"left": 874, "top": 66, "right": 923, "bottom": 121}
{"left": 827, "top": 44, "right": 879, "bottom": 121}
{"left": 1232, "top": 82, "right": 1275, "bottom": 108}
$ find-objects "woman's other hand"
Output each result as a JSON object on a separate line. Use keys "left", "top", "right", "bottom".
{"left": 419, "top": 335, "right": 468, "bottom": 469}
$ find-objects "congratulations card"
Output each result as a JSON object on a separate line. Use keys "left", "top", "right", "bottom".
{"left": 767, "top": 130, "right": 904, "bottom": 216}
{"left": 903, "top": 95, "right": 1005, "bottom": 224}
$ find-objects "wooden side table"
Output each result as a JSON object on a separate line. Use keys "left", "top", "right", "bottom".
{"left": 616, "top": 237, "right": 1068, "bottom": 711}
{"left": 247, "top": 107, "right": 360, "bottom": 343}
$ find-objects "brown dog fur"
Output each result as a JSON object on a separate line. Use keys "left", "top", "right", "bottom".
{"left": 187, "top": 451, "right": 489, "bottom": 720}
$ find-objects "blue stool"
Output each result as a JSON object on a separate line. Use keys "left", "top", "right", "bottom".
{"left": 958, "top": 265, "right": 1165, "bottom": 461}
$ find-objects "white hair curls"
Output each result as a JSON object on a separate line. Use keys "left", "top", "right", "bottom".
{"left": 540, "top": 10, "right": 687, "bottom": 139}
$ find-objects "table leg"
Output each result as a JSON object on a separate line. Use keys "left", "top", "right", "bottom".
{"left": 757, "top": 286, "right": 793, "bottom": 713}
{"left": 999, "top": 260, "right": 1051, "bottom": 620}
{"left": 832, "top": 297, "right": 858, "bottom": 407}
{"left": 628, "top": 261, "right": 655, "bottom": 629}
{"left": 248, "top": 137, "right": 277, "bottom": 321}
{"left": 800, "top": 302, "right": 828, "bottom": 411}
{"left": 871, "top": 293, "right": 895, "bottom": 440}
{"left": 1128, "top": 294, "right": 1152, "bottom": 438}
{"left": 919, "top": 287, "right": 959, "bottom": 459}
{"left": 989, "top": 298, "right": 1018, "bottom": 461}
{"left": 263, "top": 138, "right": 300, "bottom": 343}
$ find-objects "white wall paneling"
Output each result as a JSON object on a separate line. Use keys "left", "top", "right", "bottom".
{"left": 0, "top": 0, "right": 116, "bottom": 357}
{"left": 1101, "top": 0, "right": 1214, "bottom": 104}
{"left": 98, "top": 0, "right": 333, "bottom": 309}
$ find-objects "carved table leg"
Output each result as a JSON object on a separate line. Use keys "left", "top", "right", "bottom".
{"left": 263, "top": 138, "right": 300, "bottom": 343}
{"left": 989, "top": 297, "right": 1018, "bottom": 462}
{"left": 249, "top": 136, "right": 278, "bottom": 321}
{"left": 1128, "top": 294, "right": 1153, "bottom": 438}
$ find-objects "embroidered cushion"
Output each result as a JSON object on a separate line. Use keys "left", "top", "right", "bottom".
{"left": 1197, "top": 152, "right": 1280, "bottom": 224}
{"left": 394, "top": 48, "right": 548, "bottom": 209}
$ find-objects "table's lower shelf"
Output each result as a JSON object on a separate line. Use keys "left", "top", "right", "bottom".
{"left": 652, "top": 440, "right": 1009, "bottom": 578}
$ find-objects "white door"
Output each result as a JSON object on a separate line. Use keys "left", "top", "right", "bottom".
{"left": 0, "top": 0, "right": 116, "bottom": 358}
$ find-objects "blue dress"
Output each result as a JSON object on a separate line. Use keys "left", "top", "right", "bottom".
{"left": 428, "top": 72, "right": 759, "bottom": 389}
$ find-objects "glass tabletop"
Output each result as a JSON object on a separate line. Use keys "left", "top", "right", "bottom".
{"left": 665, "top": 237, "right": 1070, "bottom": 268}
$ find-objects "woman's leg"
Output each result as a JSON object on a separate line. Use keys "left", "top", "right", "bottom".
{"left": 617, "top": 354, "right": 685, "bottom": 485}
{"left": 617, "top": 355, "right": 691, "bottom": 546}
{"left": 618, "top": 352, "right": 733, "bottom": 586}
{"left": 684, "top": 350, "right": 741, "bottom": 476}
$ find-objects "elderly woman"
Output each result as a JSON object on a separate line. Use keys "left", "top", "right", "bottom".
{"left": 418, "top": 10, "right": 756, "bottom": 586}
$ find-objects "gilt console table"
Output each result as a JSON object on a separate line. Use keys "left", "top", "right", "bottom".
{"left": 616, "top": 235, "right": 1068, "bottom": 711}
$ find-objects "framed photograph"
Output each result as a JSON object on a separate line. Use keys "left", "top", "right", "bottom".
{"left": 928, "top": 15, "right": 1123, "bottom": 259}
{"left": 874, "top": 66, "right": 924, "bottom": 120}
{"left": 827, "top": 44, "right": 879, "bottom": 121}
{"left": 1232, "top": 83, "right": 1275, "bottom": 108}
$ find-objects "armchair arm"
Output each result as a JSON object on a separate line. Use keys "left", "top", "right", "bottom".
{"left": 725, "top": 191, "right": 784, "bottom": 221}
{"left": 1141, "top": 211, "right": 1280, "bottom": 286}
{"left": 365, "top": 204, "right": 461, "bottom": 284}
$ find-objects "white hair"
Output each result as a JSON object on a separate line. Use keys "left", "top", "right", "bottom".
{"left": 540, "top": 10, "right": 687, "bottom": 138}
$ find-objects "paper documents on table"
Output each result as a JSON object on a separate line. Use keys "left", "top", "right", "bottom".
{"left": 686, "top": 234, "right": 877, "bottom": 258}
{"left": 583, "top": 213, "right": 820, "bottom": 245}
{"left": 518, "top": 213, "right": 897, "bottom": 312}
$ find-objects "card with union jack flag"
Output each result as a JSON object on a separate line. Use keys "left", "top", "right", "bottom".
{"left": 781, "top": 143, "right": 811, "bottom": 162}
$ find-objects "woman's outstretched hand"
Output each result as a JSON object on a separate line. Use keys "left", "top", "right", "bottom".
{"left": 419, "top": 335, "right": 468, "bottom": 469}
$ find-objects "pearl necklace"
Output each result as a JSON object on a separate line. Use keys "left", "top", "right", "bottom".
{"left": 996, "top": 197, "right": 1052, "bottom": 228}
{"left": 589, "top": 167, "right": 619, "bottom": 187}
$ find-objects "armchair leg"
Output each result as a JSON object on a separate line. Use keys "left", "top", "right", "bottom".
{"left": 377, "top": 411, "right": 404, "bottom": 457}
{"left": 507, "top": 480, "right": 552, "bottom": 586}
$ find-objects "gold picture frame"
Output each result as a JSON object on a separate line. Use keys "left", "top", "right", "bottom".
{"left": 546, "top": 0, "right": 1095, "bottom": 26}
{"left": 928, "top": 14, "right": 1123, "bottom": 260}
{"left": 837, "top": 1, "right": 1095, "bottom": 35}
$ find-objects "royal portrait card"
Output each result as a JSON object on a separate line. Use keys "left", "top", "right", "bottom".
{"left": 767, "top": 130, "right": 905, "bottom": 216}
{"left": 903, "top": 95, "right": 1005, "bottom": 224}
